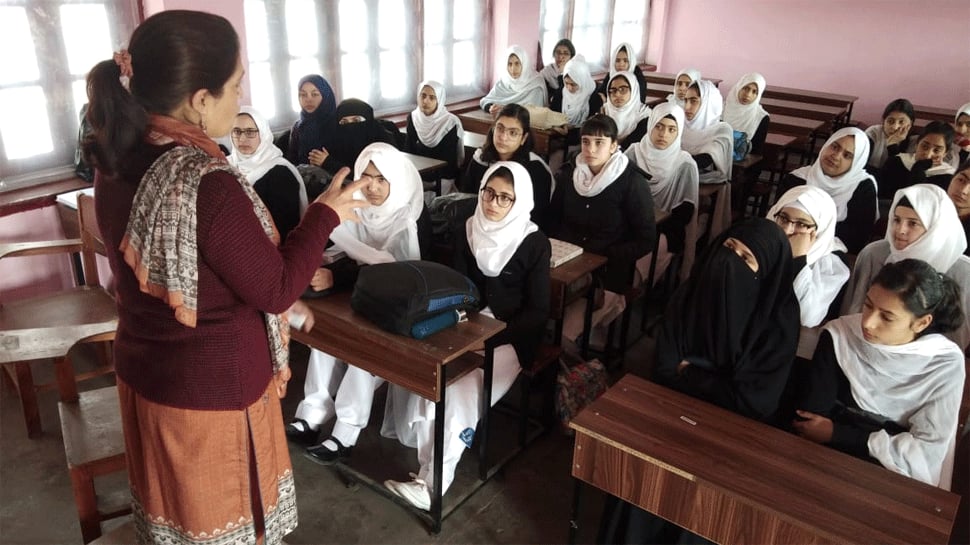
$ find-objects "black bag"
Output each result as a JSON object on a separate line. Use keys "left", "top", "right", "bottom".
{"left": 351, "top": 260, "right": 480, "bottom": 338}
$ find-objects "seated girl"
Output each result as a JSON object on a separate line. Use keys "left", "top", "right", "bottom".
{"left": 776, "top": 127, "right": 877, "bottom": 254}
{"left": 947, "top": 161, "right": 970, "bottom": 256}
{"left": 480, "top": 45, "right": 547, "bottom": 115}
{"left": 381, "top": 162, "right": 550, "bottom": 510}
{"left": 842, "top": 184, "right": 970, "bottom": 350}
{"left": 602, "top": 72, "right": 651, "bottom": 151}
{"left": 603, "top": 218, "right": 798, "bottom": 544}
{"left": 722, "top": 72, "right": 770, "bottom": 156}
{"left": 549, "top": 114, "right": 656, "bottom": 348}
{"left": 950, "top": 102, "right": 970, "bottom": 168}
{"left": 767, "top": 186, "right": 850, "bottom": 360}
{"left": 229, "top": 106, "right": 308, "bottom": 242}
{"left": 595, "top": 42, "right": 647, "bottom": 105}
{"left": 287, "top": 143, "right": 430, "bottom": 453}
{"left": 627, "top": 102, "right": 699, "bottom": 283}
{"left": 681, "top": 80, "right": 734, "bottom": 185}
{"left": 557, "top": 55, "right": 600, "bottom": 128}
{"left": 879, "top": 121, "right": 957, "bottom": 197}
{"left": 864, "top": 98, "right": 915, "bottom": 173}
{"left": 542, "top": 38, "right": 575, "bottom": 112}
{"left": 285, "top": 74, "right": 338, "bottom": 167}
{"left": 665, "top": 67, "right": 701, "bottom": 108}
{"left": 794, "top": 258, "right": 965, "bottom": 490}
{"left": 458, "top": 103, "right": 554, "bottom": 230}
{"left": 405, "top": 80, "right": 464, "bottom": 194}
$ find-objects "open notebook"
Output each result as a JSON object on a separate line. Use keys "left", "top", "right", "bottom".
{"left": 549, "top": 238, "right": 583, "bottom": 268}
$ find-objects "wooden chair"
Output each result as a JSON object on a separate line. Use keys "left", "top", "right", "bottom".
{"left": 0, "top": 193, "right": 117, "bottom": 437}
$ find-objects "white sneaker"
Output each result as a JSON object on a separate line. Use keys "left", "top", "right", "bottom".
{"left": 384, "top": 473, "right": 431, "bottom": 511}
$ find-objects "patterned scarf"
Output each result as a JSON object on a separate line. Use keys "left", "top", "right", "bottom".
{"left": 120, "top": 114, "right": 290, "bottom": 372}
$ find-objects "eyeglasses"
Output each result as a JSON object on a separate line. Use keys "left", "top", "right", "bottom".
{"left": 360, "top": 172, "right": 388, "bottom": 184}
{"left": 773, "top": 212, "right": 817, "bottom": 233}
{"left": 494, "top": 123, "right": 523, "bottom": 139}
{"left": 608, "top": 85, "right": 631, "bottom": 96}
{"left": 231, "top": 128, "right": 259, "bottom": 139}
{"left": 480, "top": 187, "right": 515, "bottom": 208}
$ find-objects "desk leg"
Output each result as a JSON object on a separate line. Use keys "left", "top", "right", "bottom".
{"left": 568, "top": 477, "right": 583, "bottom": 544}
{"left": 478, "top": 345, "right": 494, "bottom": 482}
{"left": 431, "top": 364, "right": 446, "bottom": 534}
{"left": 580, "top": 285, "right": 595, "bottom": 360}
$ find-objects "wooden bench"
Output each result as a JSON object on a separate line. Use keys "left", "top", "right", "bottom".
{"left": 762, "top": 85, "right": 858, "bottom": 124}
{"left": 760, "top": 96, "right": 847, "bottom": 125}
{"left": 643, "top": 71, "right": 723, "bottom": 88}
{"left": 913, "top": 104, "right": 956, "bottom": 124}
{"left": 58, "top": 385, "right": 129, "bottom": 543}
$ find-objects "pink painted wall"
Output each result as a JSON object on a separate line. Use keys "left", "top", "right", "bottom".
{"left": 490, "top": 0, "right": 542, "bottom": 87}
{"left": 655, "top": 0, "right": 970, "bottom": 125}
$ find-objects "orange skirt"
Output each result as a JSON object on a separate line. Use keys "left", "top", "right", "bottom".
{"left": 118, "top": 378, "right": 297, "bottom": 545}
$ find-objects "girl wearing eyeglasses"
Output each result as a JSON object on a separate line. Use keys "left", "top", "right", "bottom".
{"left": 601, "top": 72, "right": 651, "bottom": 151}
{"left": 458, "top": 103, "right": 554, "bottom": 230}
{"left": 842, "top": 184, "right": 970, "bottom": 351}
{"left": 229, "top": 106, "right": 308, "bottom": 243}
{"left": 381, "top": 161, "right": 550, "bottom": 510}
{"left": 767, "top": 186, "right": 850, "bottom": 360}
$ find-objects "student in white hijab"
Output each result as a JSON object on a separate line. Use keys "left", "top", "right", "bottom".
{"left": 291, "top": 143, "right": 429, "bottom": 459}
{"left": 842, "top": 184, "right": 970, "bottom": 350}
{"left": 775, "top": 127, "right": 877, "bottom": 254}
{"left": 952, "top": 102, "right": 970, "bottom": 168}
{"left": 767, "top": 186, "right": 850, "bottom": 359}
{"left": 627, "top": 102, "right": 699, "bottom": 284}
{"left": 594, "top": 42, "right": 648, "bottom": 105}
{"left": 405, "top": 80, "right": 464, "bottom": 194}
{"left": 480, "top": 45, "right": 547, "bottom": 115}
{"left": 722, "top": 72, "right": 770, "bottom": 155}
{"left": 666, "top": 67, "right": 702, "bottom": 107}
{"left": 602, "top": 71, "right": 651, "bottom": 150}
{"left": 681, "top": 79, "right": 733, "bottom": 185}
{"left": 228, "top": 106, "right": 308, "bottom": 241}
{"left": 559, "top": 55, "right": 598, "bottom": 127}
{"left": 381, "top": 161, "right": 551, "bottom": 510}
{"left": 794, "top": 258, "right": 965, "bottom": 490}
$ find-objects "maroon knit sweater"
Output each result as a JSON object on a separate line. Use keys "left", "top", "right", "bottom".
{"left": 96, "top": 143, "right": 339, "bottom": 410}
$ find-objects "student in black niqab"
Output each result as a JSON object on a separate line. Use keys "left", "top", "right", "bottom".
{"left": 325, "top": 98, "right": 399, "bottom": 174}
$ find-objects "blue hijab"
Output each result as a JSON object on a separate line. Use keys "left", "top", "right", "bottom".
{"left": 293, "top": 74, "right": 337, "bottom": 163}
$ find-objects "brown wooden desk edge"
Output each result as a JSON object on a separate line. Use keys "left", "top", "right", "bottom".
{"left": 0, "top": 177, "right": 90, "bottom": 218}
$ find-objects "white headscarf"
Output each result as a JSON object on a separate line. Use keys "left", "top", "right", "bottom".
{"left": 228, "top": 106, "right": 308, "bottom": 215}
{"left": 884, "top": 184, "right": 967, "bottom": 272}
{"left": 607, "top": 42, "right": 638, "bottom": 81}
{"left": 329, "top": 143, "right": 424, "bottom": 264}
{"left": 768, "top": 186, "right": 847, "bottom": 266}
{"left": 825, "top": 314, "right": 965, "bottom": 489}
{"left": 480, "top": 45, "right": 547, "bottom": 108}
{"left": 466, "top": 162, "right": 539, "bottom": 277}
{"left": 666, "top": 68, "right": 701, "bottom": 106}
{"left": 630, "top": 102, "right": 698, "bottom": 211}
{"left": 722, "top": 72, "right": 768, "bottom": 139}
{"left": 603, "top": 72, "right": 651, "bottom": 141}
{"left": 680, "top": 79, "right": 733, "bottom": 180}
{"left": 411, "top": 80, "right": 463, "bottom": 149}
{"left": 573, "top": 149, "right": 630, "bottom": 198}
{"left": 790, "top": 127, "right": 875, "bottom": 221}
{"left": 561, "top": 55, "right": 595, "bottom": 127}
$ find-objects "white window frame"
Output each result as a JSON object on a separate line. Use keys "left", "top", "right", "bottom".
{"left": 539, "top": 0, "right": 649, "bottom": 74}
{"left": 0, "top": 0, "right": 140, "bottom": 191}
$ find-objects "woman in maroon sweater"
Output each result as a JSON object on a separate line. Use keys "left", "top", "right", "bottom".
{"left": 83, "top": 11, "right": 367, "bottom": 545}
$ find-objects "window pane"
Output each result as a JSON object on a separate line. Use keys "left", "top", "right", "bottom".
{"left": 289, "top": 57, "right": 322, "bottom": 112}
{"left": 379, "top": 51, "right": 406, "bottom": 100}
{"left": 453, "top": 0, "right": 475, "bottom": 41}
{"left": 0, "top": 87, "right": 53, "bottom": 160}
{"left": 424, "top": 0, "right": 444, "bottom": 44}
{"left": 453, "top": 41, "right": 475, "bottom": 87}
{"left": 249, "top": 62, "right": 276, "bottom": 119}
{"left": 575, "top": 0, "right": 608, "bottom": 24}
{"left": 424, "top": 45, "right": 445, "bottom": 84}
{"left": 339, "top": 0, "right": 368, "bottom": 52}
{"left": 60, "top": 4, "right": 112, "bottom": 76}
{"left": 0, "top": 7, "right": 40, "bottom": 84}
{"left": 72, "top": 79, "right": 88, "bottom": 118}
{"left": 542, "top": 0, "right": 565, "bottom": 30}
{"left": 612, "top": 24, "right": 642, "bottom": 60}
{"left": 542, "top": 31, "right": 561, "bottom": 65}
{"left": 574, "top": 27, "right": 605, "bottom": 67}
{"left": 285, "top": 0, "right": 318, "bottom": 56}
{"left": 614, "top": 0, "right": 645, "bottom": 23}
{"left": 244, "top": 0, "right": 270, "bottom": 62}
{"left": 378, "top": 0, "right": 405, "bottom": 49}
{"left": 341, "top": 53, "right": 370, "bottom": 101}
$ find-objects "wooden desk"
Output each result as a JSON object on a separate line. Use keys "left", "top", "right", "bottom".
{"left": 761, "top": 97, "right": 846, "bottom": 125}
{"left": 769, "top": 114, "right": 825, "bottom": 139}
{"left": 699, "top": 182, "right": 731, "bottom": 242}
{"left": 913, "top": 104, "right": 957, "bottom": 124}
{"left": 762, "top": 85, "right": 857, "bottom": 123}
{"left": 643, "top": 72, "right": 723, "bottom": 88}
{"left": 457, "top": 109, "right": 562, "bottom": 159}
{"left": 549, "top": 252, "right": 607, "bottom": 356}
{"left": 291, "top": 292, "right": 505, "bottom": 533}
{"left": 569, "top": 375, "right": 959, "bottom": 545}
{"left": 402, "top": 151, "right": 449, "bottom": 195}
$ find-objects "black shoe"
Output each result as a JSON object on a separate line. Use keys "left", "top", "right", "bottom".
{"left": 285, "top": 418, "right": 319, "bottom": 446}
{"left": 304, "top": 437, "right": 353, "bottom": 466}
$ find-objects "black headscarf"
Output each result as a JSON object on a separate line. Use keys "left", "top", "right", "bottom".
{"left": 654, "top": 218, "right": 799, "bottom": 422}
{"left": 292, "top": 75, "right": 337, "bottom": 164}
{"left": 326, "top": 99, "right": 397, "bottom": 172}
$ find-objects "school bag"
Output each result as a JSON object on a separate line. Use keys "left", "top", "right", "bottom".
{"left": 732, "top": 129, "right": 751, "bottom": 161}
{"left": 351, "top": 260, "right": 480, "bottom": 339}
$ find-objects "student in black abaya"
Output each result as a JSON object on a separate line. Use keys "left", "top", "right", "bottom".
{"left": 319, "top": 98, "right": 399, "bottom": 177}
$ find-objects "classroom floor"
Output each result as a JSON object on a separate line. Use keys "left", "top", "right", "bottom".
{"left": 0, "top": 311, "right": 661, "bottom": 545}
